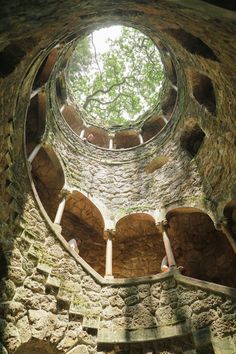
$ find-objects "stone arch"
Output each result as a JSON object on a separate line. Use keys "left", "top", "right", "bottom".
{"left": 166, "top": 207, "right": 236, "bottom": 287}
{"left": 0, "top": 37, "right": 36, "bottom": 78}
{"left": 187, "top": 69, "right": 216, "bottom": 115}
{"left": 38, "top": 47, "right": 60, "bottom": 85}
{"left": 14, "top": 338, "right": 63, "bottom": 354}
{"left": 114, "top": 130, "right": 140, "bottom": 149}
{"left": 61, "top": 191, "right": 106, "bottom": 275}
{"left": 142, "top": 114, "right": 166, "bottom": 142}
{"left": 180, "top": 120, "right": 205, "bottom": 158}
{"left": 31, "top": 145, "right": 65, "bottom": 221}
{"left": 85, "top": 126, "right": 110, "bottom": 148}
{"left": 25, "top": 92, "right": 46, "bottom": 150}
{"left": 161, "top": 87, "right": 177, "bottom": 118}
{"left": 56, "top": 74, "right": 67, "bottom": 105}
{"left": 61, "top": 104, "right": 83, "bottom": 135}
{"left": 33, "top": 47, "right": 59, "bottom": 89}
{"left": 165, "top": 28, "right": 218, "bottom": 61}
{"left": 114, "top": 213, "right": 165, "bottom": 278}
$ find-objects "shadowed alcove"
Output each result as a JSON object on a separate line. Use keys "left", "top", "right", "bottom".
{"left": 15, "top": 339, "right": 63, "bottom": 354}
{"left": 142, "top": 115, "right": 166, "bottom": 142}
{"left": 26, "top": 92, "right": 46, "bottom": 147}
{"left": 33, "top": 47, "right": 60, "bottom": 90}
{"left": 31, "top": 146, "right": 65, "bottom": 221}
{"left": 166, "top": 207, "right": 236, "bottom": 287}
{"left": 61, "top": 104, "right": 83, "bottom": 135}
{"left": 180, "top": 120, "right": 205, "bottom": 158}
{"left": 161, "top": 87, "right": 177, "bottom": 118}
{"left": 200, "top": 0, "right": 236, "bottom": 11}
{"left": 113, "top": 213, "right": 165, "bottom": 278}
{"left": 187, "top": 69, "right": 216, "bottom": 115}
{"left": 0, "top": 37, "right": 37, "bottom": 78}
{"left": 165, "top": 28, "right": 218, "bottom": 61}
{"left": 60, "top": 191, "right": 106, "bottom": 275}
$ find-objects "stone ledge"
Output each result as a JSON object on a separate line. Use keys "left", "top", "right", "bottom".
{"left": 175, "top": 273, "right": 236, "bottom": 298}
{"left": 98, "top": 320, "right": 190, "bottom": 343}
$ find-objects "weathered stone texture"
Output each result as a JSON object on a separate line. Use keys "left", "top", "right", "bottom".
{"left": 1, "top": 1, "right": 236, "bottom": 353}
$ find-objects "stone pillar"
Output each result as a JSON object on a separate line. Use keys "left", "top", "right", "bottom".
{"left": 105, "top": 230, "right": 114, "bottom": 279}
{"left": 139, "top": 132, "right": 144, "bottom": 145}
{"left": 30, "top": 87, "right": 41, "bottom": 99}
{"left": 161, "top": 220, "right": 176, "bottom": 268}
{"left": 80, "top": 129, "right": 85, "bottom": 139}
{"left": 216, "top": 219, "right": 236, "bottom": 254}
{"left": 54, "top": 190, "right": 70, "bottom": 225}
{"left": 109, "top": 136, "right": 114, "bottom": 150}
{"left": 27, "top": 143, "right": 42, "bottom": 163}
{"left": 171, "top": 82, "right": 178, "bottom": 91}
{"left": 163, "top": 116, "right": 168, "bottom": 124}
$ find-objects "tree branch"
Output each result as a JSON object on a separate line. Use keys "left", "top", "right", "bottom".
{"left": 83, "top": 79, "right": 125, "bottom": 109}
{"left": 91, "top": 33, "right": 102, "bottom": 76}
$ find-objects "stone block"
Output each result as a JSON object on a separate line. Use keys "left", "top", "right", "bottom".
{"left": 37, "top": 263, "right": 52, "bottom": 274}
{"left": 82, "top": 315, "right": 100, "bottom": 329}
{"left": 8, "top": 266, "right": 26, "bottom": 285}
{"left": 46, "top": 275, "right": 61, "bottom": 288}
{"left": 124, "top": 295, "right": 140, "bottom": 306}
{"left": 66, "top": 344, "right": 89, "bottom": 354}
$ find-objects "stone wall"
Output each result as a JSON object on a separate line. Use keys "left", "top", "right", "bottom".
{"left": 1, "top": 1, "right": 236, "bottom": 353}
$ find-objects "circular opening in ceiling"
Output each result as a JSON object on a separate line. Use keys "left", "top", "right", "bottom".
{"left": 66, "top": 25, "right": 165, "bottom": 130}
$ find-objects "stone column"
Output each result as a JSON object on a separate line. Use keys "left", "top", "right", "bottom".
{"left": 139, "top": 132, "right": 144, "bottom": 145}
{"left": 109, "top": 136, "right": 114, "bottom": 150}
{"left": 54, "top": 190, "right": 70, "bottom": 225}
{"left": 171, "top": 82, "right": 178, "bottom": 91}
{"left": 161, "top": 220, "right": 176, "bottom": 268}
{"left": 108, "top": 133, "right": 115, "bottom": 149}
{"left": 80, "top": 129, "right": 85, "bottom": 139}
{"left": 30, "top": 86, "right": 42, "bottom": 99}
{"left": 27, "top": 143, "right": 42, "bottom": 163}
{"left": 105, "top": 230, "right": 114, "bottom": 279}
{"left": 162, "top": 116, "right": 168, "bottom": 124}
{"left": 216, "top": 219, "right": 236, "bottom": 254}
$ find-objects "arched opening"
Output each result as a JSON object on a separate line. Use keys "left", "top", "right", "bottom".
{"left": 61, "top": 105, "right": 83, "bottom": 135}
{"left": 114, "top": 213, "right": 165, "bottom": 278}
{"left": 0, "top": 37, "right": 36, "bottom": 78}
{"left": 25, "top": 92, "right": 46, "bottom": 148}
{"left": 200, "top": 0, "right": 236, "bottom": 11}
{"left": 85, "top": 126, "right": 109, "bottom": 148}
{"left": 15, "top": 339, "right": 63, "bottom": 354}
{"left": 165, "top": 28, "right": 218, "bottom": 61}
{"left": 31, "top": 146, "right": 65, "bottom": 221}
{"left": 163, "top": 55, "right": 177, "bottom": 85}
{"left": 56, "top": 74, "right": 67, "bottom": 105}
{"left": 61, "top": 191, "right": 106, "bottom": 275}
{"left": 38, "top": 48, "right": 59, "bottom": 84}
{"left": 180, "top": 120, "right": 205, "bottom": 158}
{"left": 166, "top": 207, "right": 236, "bottom": 287}
{"left": 161, "top": 87, "right": 177, "bottom": 118}
{"left": 187, "top": 70, "right": 216, "bottom": 115}
{"left": 142, "top": 115, "right": 166, "bottom": 142}
{"left": 114, "top": 130, "right": 140, "bottom": 149}
{"left": 33, "top": 47, "right": 59, "bottom": 89}
{"left": 224, "top": 199, "right": 236, "bottom": 237}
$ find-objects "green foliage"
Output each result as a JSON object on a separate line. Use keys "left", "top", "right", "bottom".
{"left": 67, "top": 26, "right": 164, "bottom": 128}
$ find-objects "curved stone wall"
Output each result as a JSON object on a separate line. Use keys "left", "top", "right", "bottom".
{"left": 1, "top": 1, "right": 236, "bottom": 353}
